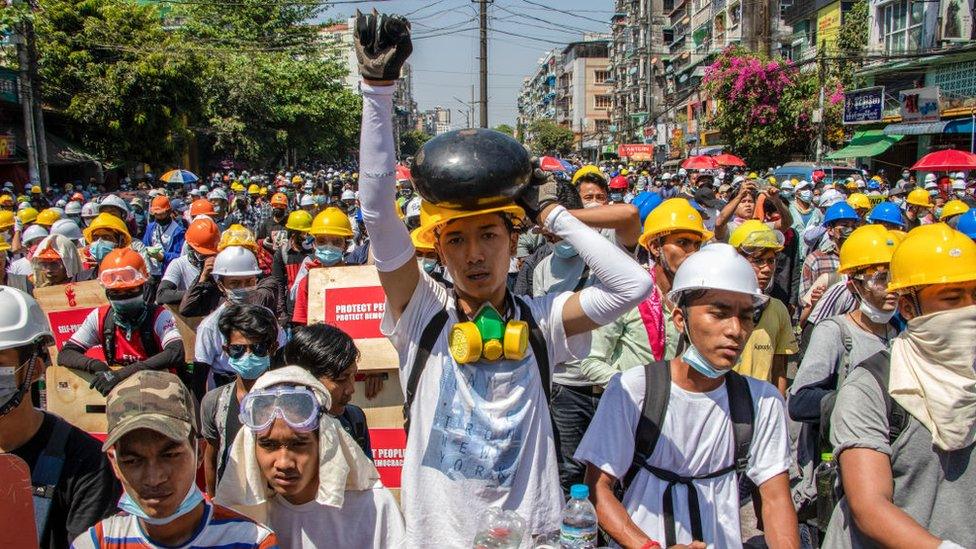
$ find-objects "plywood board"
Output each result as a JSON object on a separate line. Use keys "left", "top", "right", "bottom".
{"left": 164, "top": 305, "right": 201, "bottom": 364}
{"left": 0, "top": 454, "right": 38, "bottom": 549}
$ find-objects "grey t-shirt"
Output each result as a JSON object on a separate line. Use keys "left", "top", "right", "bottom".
{"left": 200, "top": 383, "right": 241, "bottom": 484}
{"left": 822, "top": 364, "right": 976, "bottom": 548}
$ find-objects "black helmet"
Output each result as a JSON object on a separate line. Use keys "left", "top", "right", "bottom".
{"left": 411, "top": 128, "right": 532, "bottom": 209}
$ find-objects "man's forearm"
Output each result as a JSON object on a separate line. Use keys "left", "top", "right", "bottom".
{"left": 758, "top": 473, "right": 800, "bottom": 549}
{"left": 586, "top": 466, "right": 656, "bottom": 549}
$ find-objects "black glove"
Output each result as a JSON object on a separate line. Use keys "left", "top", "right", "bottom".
{"left": 516, "top": 158, "right": 559, "bottom": 223}
{"left": 84, "top": 360, "right": 111, "bottom": 374}
{"left": 354, "top": 10, "right": 413, "bottom": 81}
{"left": 90, "top": 370, "right": 121, "bottom": 397}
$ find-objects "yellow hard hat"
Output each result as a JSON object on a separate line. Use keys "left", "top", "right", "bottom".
{"left": 17, "top": 207, "right": 38, "bottom": 225}
{"left": 940, "top": 199, "right": 970, "bottom": 220}
{"left": 291, "top": 175, "right": 303, "bottom": 184}
{"left": 285, "top": 210, "right": 313, "bottom": 232}
{"left": 838, "top": 224, "right": 900, "bottom": 274}
{"left": 309, "top": 207, "right": 353, "bottom": 238}
{"left": 767, "top": 176, "right": 777, "bottom": 185}
{"left": 888, "top": 223, "right": 976, "bottom": 292}
{"left": 247, "top": 184, "right": 260, "bottom": 195}
{"left": 0, "top": 233, "right": 10, "bottom": 252}
{"left": 231, "top": 181, "right": 245, "bottom": 192}
{"left": 572, "top": 165, "right": 606, "bottom": 186}
{"left": 259, "top": 186, "right": 268, "bottom": 196}
{"left": 0, "top": 195, "right": 12, "bottom": 207}
{"left": 620, "top": 169, "right": 629, "bottom": 176}
{"left": 747, "top": 172, "right": 758, "bottom": 179}
{"left": 414, "top": 200, "right": 525, "bottom": 246}
{"left": 0, "top": 210, "right": 13, "bottom": 230}
{"left": 846, "top": 193, "right": 872, "bottom": 211}
{"left": 30, "top": 185, "right": 41, "bottom": 194}
{"left": 16, "top": 195, "right": 28, "bottom": 204}
{"left": 410, "top": 227, "right": 435, "bottom": 253}
{"left": 906, "top": 188, "right": 933, "bottom": 208}
{"left": 638, "top": 198, "right": 713, "bottom": 248}
{"left": 83, "top": 212, "right": 132, "bottom": 246}
{"left": 36, "top": 208, "right": 61, "bottom": 227}
{"left": 729, "top": 220, "right": 784, "bottom": 250}
{"left": 352, "top": 172, "right": 359, "bottom": 179}
{"left": 218, "top": 224, "right": 258, "bottom": 253}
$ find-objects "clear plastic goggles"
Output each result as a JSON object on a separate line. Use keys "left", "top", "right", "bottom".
{"left": 98, "top": 266, "right": 148, "bottom": 289}
{"left": 239, "top": 386, "right": 322, "bottom": 434}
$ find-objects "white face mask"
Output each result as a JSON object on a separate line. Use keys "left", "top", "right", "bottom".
{"left": 857, "top": 295, "right": 897, "bottom": 324}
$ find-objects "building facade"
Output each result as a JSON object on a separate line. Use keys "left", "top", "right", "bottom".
{"left": 558, "top": 38, "right": 613, "bottom": 157}
{"left": 516, "top": 49, "right": 561, "bottom": 143}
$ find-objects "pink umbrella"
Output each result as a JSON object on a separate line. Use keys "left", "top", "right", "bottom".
{"left": 539, "top": 156, "right": 566, "bottom": 172}
{"left": 396, "top": 164, "right": 411, "bottom": 181}
{"left": 681, "top": 155, "right": 720, "bottom": 170}
{"left": 910, "top": 149, "right": 976, "bottom": 172}
{"left": 714, "top": 153, "right": 746, "bottom": 167}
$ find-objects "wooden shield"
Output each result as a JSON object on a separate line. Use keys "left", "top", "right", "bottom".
{"left": 0, "top": 454, "right": 39, "bottom": 549}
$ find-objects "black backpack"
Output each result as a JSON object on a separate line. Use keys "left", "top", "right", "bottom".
{"left": 100, "top": 306, "right": 162, "bottom": 365}
{"left": 402, "top": 296, "right": 550, "bottom": 436}
{"left": 617, "top": 360, "right": 755, "bottom": 547}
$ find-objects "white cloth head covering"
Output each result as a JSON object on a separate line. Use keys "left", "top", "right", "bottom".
{"left": 32, "top": 234, "right": 82, "bottom": 282}
{"left": 214, "top": 366, "right": 380, "bottom": 522}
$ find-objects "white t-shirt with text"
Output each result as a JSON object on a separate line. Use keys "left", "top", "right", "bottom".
{"left": 268, "top": 486, "right": 405, "bottom": 549}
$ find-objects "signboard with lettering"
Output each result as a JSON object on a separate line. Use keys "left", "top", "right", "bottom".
{"left": 0, "top": 131, "right": 15, "bottom": 159}
{"left": 618, "top": 143, "right": 654, "bottom": 160}
{"left": 0, "top": 68, "right": 18, "bottom": 104}
{"left": 817, "top": 1, "right": 842, "bottom": 52}
{"left": 843, "top": 87, "right": 885, "bottom": 124}
{"left": 899, "top": 86, "right": 941, "bottom": 123}
{"left": 369, "top": 428, "right": 407, "bottom": 489}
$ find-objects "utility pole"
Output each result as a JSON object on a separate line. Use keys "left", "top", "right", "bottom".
{"left": 815, "top": 41, "right": 826, "bottom": 164}
{"left": 475, "top": 0, "right": 490, "bottom": 128}
{"left": 15, "top": 22, "right": 39, "bottom": 187}
{"left": 26, "top": 0, "right": 47, "bottom": 187}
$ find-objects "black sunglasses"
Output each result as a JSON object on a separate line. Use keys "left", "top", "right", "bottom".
{"left": 224, "top": 342, "right": 271, "bottom": 359}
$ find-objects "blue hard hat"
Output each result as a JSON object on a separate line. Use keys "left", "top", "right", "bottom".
{"left": 631, "top": 191, "right": 663, "bottom": 224}
{"left": 866, "top": 202, "right": 905, "bottom": 228}
{"left": 956, "top": 209, "right": 976, "bottom": 239}
{"left": 822, "top": 202, "right": 860, "bottom": 226}
{"left": 867, "top": 181, "right": 880, "bottom": 191}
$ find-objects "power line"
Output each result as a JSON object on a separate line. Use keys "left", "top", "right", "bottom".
{"left": 515, "top": 0, "right": 611, "bottom": 25}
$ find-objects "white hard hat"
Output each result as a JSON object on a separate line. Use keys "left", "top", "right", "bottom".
{"left": 198, "top": 184, "right": 208, "bottom": 193}
{"left": 818, "top": 188, "right": 845, "bottom": 207}
{"left": 924, "top": 180, "right": 938, "bottom": 190}
{"left": 212, "top": 246, "right": 262, "bottom": 277}
{"left": 299, "top": 195, "right": 315, "bottom": 207}
{"left": 208, "top": 189, "right": 228, "bottom": 201}
{"left": 303, "top": 182, "right": 313, "bottom": 191}
{"left": 55, "top": 199, "right": 67, "bottom": 208}
{"left": 22, "top": 224, "right": 49, "bottom": 244}
{"left": 405, "top": 197, "right": 421, "bottom": 218}
{"left": 17, "top": 202, "right": 29, "bottom": 211}
{"left": 952, "top": 179, "right": 967, "bottom": 191}
{"left": 677, "top": 168, "right": 687, "bottom": 176}
{"left": 98, "top": 194, "right": 129, "bottom": 215}
{"left": 48, "top": 207, "right": 64, "bottom": 218}
{"left": 50, "top": 218, "right": 83, "bottom": 242}
{"left": 81, "top": 202, "right": 99, "bottom": 219}
{"left": 341, "top": 190, "right": 356, "bottom": 201}
{"left": 924, "top": 173, "right": 937, "bottom": 183}
{"left": 0, "top": 286, "right": 53, "bottom": 351}
{"left": 662, "top": 172, "right": 673, "bottom": 180}
{"left": 188, "top": 188, "right": 202, "bottom": 197}
{"left": 668, "top": 243, "right": 768, "bottom": 305}
{"left": 64, "top": 201, "right": 82, "bottom": 215}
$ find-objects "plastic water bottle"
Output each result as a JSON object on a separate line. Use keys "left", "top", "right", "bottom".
{"left": 815, "top": 452, "right": 838, "bottom": 531}
{"left": 472, "top": 507, "right": 526, "bottom": 549}
{"left": 560, "top": 484, "right": 598, "bottom": 548}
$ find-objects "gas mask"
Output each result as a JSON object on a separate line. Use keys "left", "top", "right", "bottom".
{"left": 449, "top": 303, "right": 529, "bottom": 364}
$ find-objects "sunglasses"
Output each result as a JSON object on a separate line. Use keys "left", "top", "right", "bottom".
{"left": 224, "top": 342, "right": 271, "bottom": 359}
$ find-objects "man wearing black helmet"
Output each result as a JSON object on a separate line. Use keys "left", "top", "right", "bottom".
{"left": 353, "top": 12, "right": 651, "bottom": 546}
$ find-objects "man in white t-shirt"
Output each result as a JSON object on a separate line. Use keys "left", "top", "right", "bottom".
{"left": 576, "top": 244, "right": 798, "bottom": 548}
{"left": 354, "top": 13, "right": 652, "bottom": 547}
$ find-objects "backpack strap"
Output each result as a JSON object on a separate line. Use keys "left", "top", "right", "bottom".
{"left": 857, "top": 351, "right": 908, "bottom": 444}
{"left": 138, "top": 307, "right": 164, "bottom": 358}
{"left": 402, "top": 308, "right": 449, "bottom": 435}
{"left": 514, "top": 296, "right": 551, "bottom": 403}
{"left": 31, "top": 416, "right": 71, "bottom": 539}
{"left": 725, "top": 371, "right": 755, "bottom": 475}
{"left": 100, "top": 306, "right": 116, "bottom": 364}
{"left": 619, "top": 360, "right": 671, "bottom": 494}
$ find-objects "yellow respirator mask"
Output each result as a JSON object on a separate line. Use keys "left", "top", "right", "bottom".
{"left": 449, "top": 303, "right": 529, "bottom": 364}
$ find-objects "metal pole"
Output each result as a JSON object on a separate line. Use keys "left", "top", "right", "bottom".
{"left": 27, "top": 0, "right": 47, "bottom": 187}
{"left": 16, "top": 33, "right": 39, "bottom": 187}
{"left": 815, "top": 42, "right": 826, "bottom": 164}
{"left": 478, "top": 0, "right": 489, "bottom": 127}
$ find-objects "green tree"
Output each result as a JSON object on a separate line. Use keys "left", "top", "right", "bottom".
{"left": 32, "top": 0, "right": 205, "bottom": 168}
{"left": 528, "top": 119, "right": 574, "bottom": 155}
{"left": 837, "top": 0, "right": 869, "bottom": 87}
{"left": 493, "top": 123, "right": 514, "bottom": 136}
{"left": 399, "top": 129, "right": 430, "bottom": 157}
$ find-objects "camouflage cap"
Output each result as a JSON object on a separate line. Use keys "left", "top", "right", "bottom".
{"left": 102, "top": 370, "right": 199, "bottom": 451}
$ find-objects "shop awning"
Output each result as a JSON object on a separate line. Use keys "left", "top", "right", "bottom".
{"left": 826, "top": 130, "right": 903, "bottom": 160}
{"left": 883, "top": 121, "right": 949, "bottom": 135}
{"left": 946, "top": 118, "right": 976, "bottom": 134}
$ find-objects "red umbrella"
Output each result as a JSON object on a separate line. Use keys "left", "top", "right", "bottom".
{"left": 681, "top": 155, "right": 720, "bottom": 170}
{"left": 714, "top": 153, "right": 746, "bottom": 167}
{"left": 910, "top": 149, "right": 976, "bottom": 172}
{"left": 396, "top": 164, "right": 411, "bottom": 181}
{"left": 539, "top": 156, "right": 566, "bottom": 172}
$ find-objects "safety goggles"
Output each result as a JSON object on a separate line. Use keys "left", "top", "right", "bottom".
{"left": 239, "top": 386, "right": 322, "bottom": 434}
{"left": 852, "top": 268, "right": 890, "bottom": 291}
{"left": 99, "top": 266, "right": 147, "bottom": 289}
{"left": 224, "top": 342, "right": 271, "bottom": 359}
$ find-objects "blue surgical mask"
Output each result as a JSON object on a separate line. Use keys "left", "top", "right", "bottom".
{"left": 610, "top": 193, "right": 624, "bottom": 202}
{"left": 797, "top": 189, "right": 813, "bottom": 203}
{"left": 118, "top": 476, "right": 204, "bottom": 526}
{"left": 89, "top": 239, "right": 116, "bottom": 261}
{"left": 314, "top": 244, "right": 343, "bottom": 266}
{"left": 553, "top": 241, "right": 578, "bottom": 259}
{"left": 110, "top": 295, "right": 146, "bottom": 318}
{"left": 225, "top": 287, "right": 250, "bottom": 304}
{"left": 682, "top": 343, "right": 731, "bottom": 379}
{"left": 227, "top": 352, "right": 270, "bottom": 380}
{"left": 421, "top": 258, "right": 437, "bottom": 273}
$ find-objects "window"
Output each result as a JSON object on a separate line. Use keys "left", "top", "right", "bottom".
{"left": 595, "top": 70, "right": 610, "bottom": 84}
{"left": 595, "top": 95, "right": 612, "bottom": 109}
{"left": 880, "top": 0, "right": 923, "bottom": 53}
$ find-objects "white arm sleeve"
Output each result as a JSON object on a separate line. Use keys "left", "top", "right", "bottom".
{"left": 545, "top": 205, "right": 651, "bottom": 326}
{"left": 359, "top": 83, "right": 415, "bottom": 272}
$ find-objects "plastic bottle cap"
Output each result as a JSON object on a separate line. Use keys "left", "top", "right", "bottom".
{"left": 821, "top": 452, "right": 834, "bottom": 462}
{"left": 570, "top": 484, "right": 589, "bottom": 500}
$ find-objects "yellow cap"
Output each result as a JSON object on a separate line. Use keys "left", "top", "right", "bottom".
{"left": 638, "top": 198, "right": 713, "bottom": 248}
{"left": 17, "top": 207, "right": 38, "bottom": 225}
{"left": 285, "top": 210, "right": 313, "bottom": 232}
{"left": 309, "top": 207, "right": 353, "bottom": 238}
{"left": 838, "top": 224, "right": 899, "bottom": 274}
{"left": 888, "top": 223, "right": 976, "bottom": 292}
{"left": 940, "top": 199, "right": 970, "bottom": 220}
{"left": 729, "top": 219, "right": 785, "bottom": 250}
{"left": 449, "top": 322, "right": 483, "bottom": 364}
{"left": 36, "top": 208, "right": 61, "bottom": 227}
{"left": 83, "top": 212, "right": 132, "bottom": 246}
{"left": 414, "top": 200, "right": 525, "bottom": 246}
{"left": 847, "top": 193, "right": 871, "bottom": 211}
{"left": 906, "top": 188, "right": 933, "bottom": 208}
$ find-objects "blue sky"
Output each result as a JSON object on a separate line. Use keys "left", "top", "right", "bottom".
{"left": 326, "top": 0, "right": 615, "bottom": 128}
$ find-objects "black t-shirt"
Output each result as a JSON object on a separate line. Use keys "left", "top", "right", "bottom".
{"left": 10, "top": 412, "right": 121, "bottom": 548}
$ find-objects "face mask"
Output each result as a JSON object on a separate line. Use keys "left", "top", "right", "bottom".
{"left": 553, "top": 241, "right": 578, "bottom": 258}
{"left": 315, "top": 195, "right": 326, "bottom": 206}
{"left": 314, "top": 244, "right": 343, "bottom": 266}
{"left": 227, "top": 352, "right": 270, "bottom": 380}
{"left": 836, "top": 226, "right": 855, "bottom": 241}
{"left": 934, "top": 207, "right": 943, "bottom": 219}
{"left": 858, "top": 296, "right": 897, "bottom": 324}
{"left": 273, "top": 209, "right": 286, "bottom": 219}
{"left": 224, "top": 287, "right": 250, "bottom": 304}
{"left": 213, "top": 204, "right": 223, "bottom": 214}
{"left": 902, "top": 173, "right": 910, "bottom": 180}
{"left": 780, "top": 191, "right": 794, "bottom": 200}
{"left": 421, "top": 258, "right": 437, "bottom": 273}
{"left": 797, "top": 189, "right": 813, "bottom": 202}
{"left": 89, "top": 239, "right": 116, "bottom": 261}
{"left": 583, "top": 201, "right": 601, "bottom": 209}
{"left": 0, "top": 357, "right": 31, "bottom": 413}
{"left": 117, "top": 467, "right": 204, "bottom": 525}
{"left": 609, "top": 193, "right": 623, "bottom": 202}
{"left": 110, "top": 295, "right": 146, "bottom": 319}
{"left": 680, "top": 315, "right": 737, "bottom": 379}
{"left": 892, "top": 197, "right": 904, "bottom": 205}
{"left": 955, "top": 190, "right": 967, "bottom": 199}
